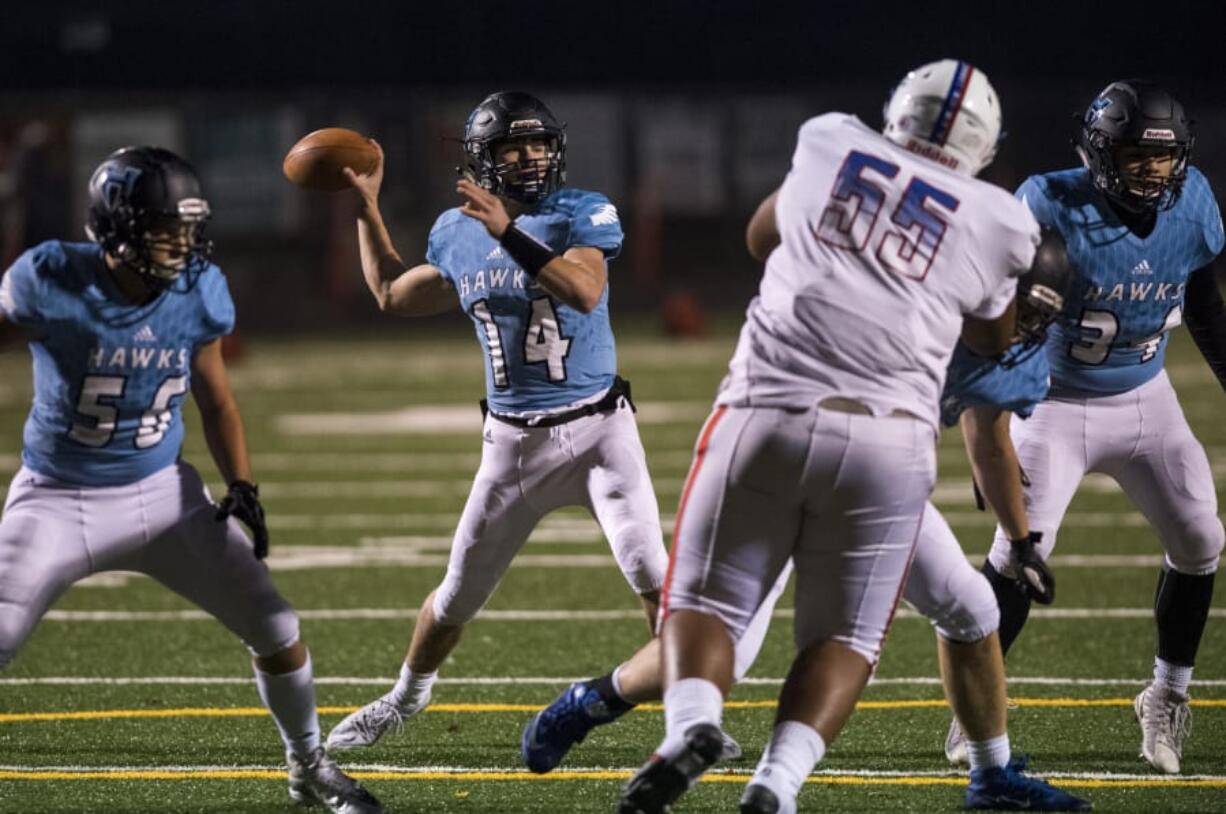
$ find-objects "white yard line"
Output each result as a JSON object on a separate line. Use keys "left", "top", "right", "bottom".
{"left": 0, "top": 762, "right": 1222, "bottom": 782}
{"left": 38, "top": 606, "right": 1226, "bottom": 622}
{"left": 1, "top": 675, "right": 1223, "bottom": 688}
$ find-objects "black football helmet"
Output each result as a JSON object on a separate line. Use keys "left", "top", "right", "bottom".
{"left": 461, "top": 91, "right": 566, "bottom": 204}
{"left": 1015, "top": 226, "right": 1073, "bottom": 350}
{"left": 1075, "top": 80, "right": 1193, "bottom": 213}
{"left": 86, "top": 146, "right": 213, "bottom": 286}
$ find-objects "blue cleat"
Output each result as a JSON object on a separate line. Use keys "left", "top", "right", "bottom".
{"left": 966, "top": 756, "right": 1092, "bottom": 811}
{"left": 521, "top": 681, "right": 627, "bottom": 773}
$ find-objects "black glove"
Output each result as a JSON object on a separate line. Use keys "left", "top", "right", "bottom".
{"left": 215, "top": 480, "right": 269, "bottom": 560}
{"left": 1010, "top": 531, "right": 1054, "bottom": 605}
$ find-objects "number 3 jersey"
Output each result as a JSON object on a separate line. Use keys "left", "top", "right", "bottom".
{"left": 427, "top": 187, "right": 622, "bottom": 414}
{"left": 0, "top": 241, "right": 235, "bottom": 486}
{"left": 1018, "top": 167, "right": 1225, "bottom": 396}
{"left": 718, "top": 113, "right": 1040, "bottom": 430}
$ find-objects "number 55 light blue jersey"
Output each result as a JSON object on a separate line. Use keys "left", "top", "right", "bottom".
{"left": 0, "top": 241, "right": 235, "bottom": 486}
{"left": 1018, "top": 167, "right": 1225, "bottom": 395}
{"left": 427, "top": 187, "right": 622, "bottom": 413}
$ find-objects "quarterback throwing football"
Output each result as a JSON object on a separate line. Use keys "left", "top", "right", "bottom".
{"left": 326, "top": 91, "right": 669, "bottom": 751}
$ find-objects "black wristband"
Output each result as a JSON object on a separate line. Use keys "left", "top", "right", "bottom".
{"left": 499, "top": 224, "right": 559, "bottom": 278}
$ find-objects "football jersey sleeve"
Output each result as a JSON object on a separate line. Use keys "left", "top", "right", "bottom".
{"left": 567, "top": 192, "right": 624, "bottom": 259}
{"left": 1015, "top": 175, "right": 1058, "bottom": 227}
{"left": 197, "top": 265, "right": 236, "bottom": 344}
{"left": 0, "top": 247, "right": 47, "bottom": 327}
{"left": 425, "top": 211, "right": 462, "bottom": 285}
{"left": 1185, "top": 168, "right": 1225, "bottom": 266}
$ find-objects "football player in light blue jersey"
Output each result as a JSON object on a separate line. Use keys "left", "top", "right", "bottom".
{"left": 0, "top": 147, "right": 382, "bottom": 813}
{"left": 984, "top": 80, "right": 1226, "bottom": 775}
{"left": 326, "top": 92, "right": 668, "bottom": 752}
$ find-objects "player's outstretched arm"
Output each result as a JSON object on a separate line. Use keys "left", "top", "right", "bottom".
{"left": 746, "top": 188, "right": 781, "bottom": 262}
{"left": 191, "top": 338, "right": 254, "bottom": 488}
{"left": 960, "top": 405, "right": 1027, "bottom": 540}
{"left": 960, "top": 301, "right": 1017, "bottom": 359}
{"left": 192, "top": 338, "right": 270, "bottom": 557}
{"left": 343, "top": 140, "right": 458, "bottom": 317}
{"left": 1184, "top": 260, "right": 1226, "bottom": 391}
{"left": 456, "top": 179, "right": 606, "bottom": 312}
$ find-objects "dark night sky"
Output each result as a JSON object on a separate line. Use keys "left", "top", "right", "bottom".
{"left": 1, "top": 0, "right": 1223, "bottom": 92}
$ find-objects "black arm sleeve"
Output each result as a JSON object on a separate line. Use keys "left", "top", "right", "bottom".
{"left": 1184, "top": 262, "right": 1226, "bottom": 391}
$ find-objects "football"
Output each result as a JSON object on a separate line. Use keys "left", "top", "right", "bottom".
{"left": 282, "top": 128, "right": 378, "bottom": 191}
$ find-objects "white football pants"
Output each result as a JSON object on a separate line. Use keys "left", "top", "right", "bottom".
{"left": 988, "top": 370, "right": 1223, "bottom": 576}
{"left": 432, "top": 400, "right": 668, "bottom": 625}
{"left": 662, "top": 405, "right": 935, "bottom": 666}
{"left": 0, "top": 462, "right": 299, "bottom": 669}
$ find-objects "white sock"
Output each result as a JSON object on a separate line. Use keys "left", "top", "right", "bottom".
{"left": 610, "top": 663, "right": 631, "bottom": 703}
{"left": 657, "top": 678, "right": 723, "bottom": 760}
{"left": 254, "top": 653, "right": 321, "bottom": 759}
{"left": 966, "top": 733, "right": 1011, "bottom": 771}
{"left": 390, "top": 661, "right": 437, "bottom": 711}
{"left": 1154, "top": 658, "right": 1193, "bottom": 696}
{"left": 749, "top": 720, "right": 826, "bottom": 812}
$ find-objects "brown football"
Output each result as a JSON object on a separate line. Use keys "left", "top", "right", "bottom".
{"left": 282, "top": 128, "right": 377, "bottom": 191}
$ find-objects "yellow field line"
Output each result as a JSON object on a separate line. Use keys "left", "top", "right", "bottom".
{"left": 0, "top": 769, "right": 1223, "bottom": 789}
{"left": 1, "top": 698, "right": 1222, "bottom": 724}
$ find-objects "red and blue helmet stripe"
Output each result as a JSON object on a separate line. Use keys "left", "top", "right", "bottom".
{"left": 928, "top": 61, "right": 975, "bottom": 147}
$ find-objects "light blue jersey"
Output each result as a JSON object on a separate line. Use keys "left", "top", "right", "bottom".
{"left": 940, "top": 340, "right": 1051, "bottom": 427}
{"left": 1017, "top": 167, "right": 1224, "bottom": 395}
{"left": 0, "top": 241, "right": 235, "bottom": 486}
{"left": 427, "top": 187, "right": 623, "bottom": 413}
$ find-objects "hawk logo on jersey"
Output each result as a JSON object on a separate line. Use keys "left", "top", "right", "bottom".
{"left": 589, "top": 204, "right": 619, "bottom": 226}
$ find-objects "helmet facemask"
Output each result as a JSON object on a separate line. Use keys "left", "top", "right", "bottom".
{"left": 1075, "top": 81, "right": 1194, "bottom": 214}
{"left": 467, "top": 132, "right": 565, "bottom": 205}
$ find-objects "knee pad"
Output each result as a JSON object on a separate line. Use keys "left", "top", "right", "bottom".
{"left": 1165, "top": 515, "right": 1224, "bottom": 575}
{"left": 244, "top": 607, "right": 301, "bottom": 659}
{"left": 931, "top": 570, "right": 1000, "bottom": 644}
{"left": 431, "top": 572, "right": 493, "bottom": 626}
{"left": 609, "top": 524, "right": 668, "bottom": 594}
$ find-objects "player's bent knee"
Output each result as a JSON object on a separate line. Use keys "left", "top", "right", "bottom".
{"left": 245, "top": 608, "right": 302, "bottom": 659}
{"left": 1167, "top": 516, "right": 1225, "bottom": 575}
{"left": 610, "top": 526, "right": 668, "bottom": 594}
{"left": 932, "top": 572, "right": 1001, "bottom": 643}
{"left": 431, "top": 578, "right": 490, "bottom": 626}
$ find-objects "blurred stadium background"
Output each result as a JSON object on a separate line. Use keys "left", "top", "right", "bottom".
{"left": 1, "top": 2, "right": 1224, "bottom": 812}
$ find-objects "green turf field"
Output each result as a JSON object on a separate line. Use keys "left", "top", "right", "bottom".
{"left": 0, "top": 322, "right": 1223, "bottom": 813}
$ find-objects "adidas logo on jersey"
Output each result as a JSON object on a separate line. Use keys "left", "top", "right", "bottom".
{"left": 133, "top": 325, "right": 158, "bottom": 343}
{"left": 589, "top": 203, "right": 619, "bottom": 226}
{"left": 1131, "top": 259, "right": 1153, "bottom": 276}
{"left": 485, "top": 246, "right": 505, "bottom": 261}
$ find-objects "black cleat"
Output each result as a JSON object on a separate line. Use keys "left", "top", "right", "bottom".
{"left": 739, "top": 782, "right": 782, "bottom": 814}
{"left": 618, "top": 723, "right": 724, "bottom": 814}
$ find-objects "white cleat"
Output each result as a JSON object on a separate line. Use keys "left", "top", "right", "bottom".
{"left": 326, "top": 689, "right": 428, "bottom": 751}
{"left": 944, "top": 717, "right": 968, "bottom": 766}
{"left": 1134, "top": 682, "right": 1191, "bottom": 774}
{"left": 287, "top": 747, "right": 384, "bottom": 813}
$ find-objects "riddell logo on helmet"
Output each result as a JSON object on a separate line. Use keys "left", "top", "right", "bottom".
{"left": 1141, "top": 128, "right": 1176, "bottom": 142}
{"left": 509, "top": 119, "right": 543, "bottom": 132}
{"left": 903, "top": 138, "right": 960, "bottom": 170}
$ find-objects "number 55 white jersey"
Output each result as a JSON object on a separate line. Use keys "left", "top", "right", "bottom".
{"left": 718, "top": 113, "right": 1040, "bottom": 430}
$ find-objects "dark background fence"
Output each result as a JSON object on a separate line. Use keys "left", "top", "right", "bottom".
{"left": 2, "top": 1, "right": 1222, "bottom": 332}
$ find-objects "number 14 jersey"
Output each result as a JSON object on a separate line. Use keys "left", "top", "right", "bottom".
{"left": 427, "top": 188, "right": 622, "bottom": 414}
{"left": 718, "top": 114, "right": 1039, "bottom": 430}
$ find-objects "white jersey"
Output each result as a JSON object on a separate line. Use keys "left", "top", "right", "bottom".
{"left": 718, "top": 113, "right": 1039, "bottom": 429}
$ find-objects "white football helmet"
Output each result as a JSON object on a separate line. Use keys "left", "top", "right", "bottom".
{"left": 883, "top": 59, "right": 1002, "bottom": 176}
